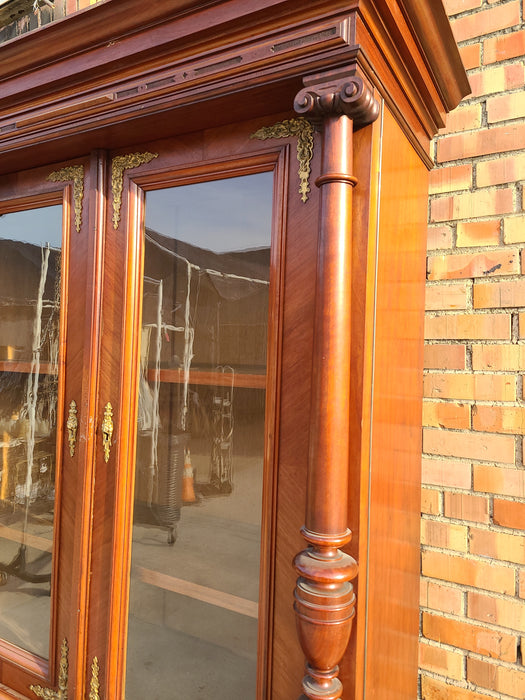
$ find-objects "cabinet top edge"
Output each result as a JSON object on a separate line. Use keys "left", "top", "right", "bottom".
{"left": 0, "top": 0, "right": 469, "bottom": 172}
{"left": 396, "top": 0, "right": 471, "bottom": 110}
{"left": 0, "top": 0, "right": 469, "bottom": 107}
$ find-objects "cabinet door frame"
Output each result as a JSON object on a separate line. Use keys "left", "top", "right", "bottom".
{"left": 87, "top": 125, "right": 290, "bottom": 700}
{"left": 0, "top": 155, "right": 102, "bottom": 700}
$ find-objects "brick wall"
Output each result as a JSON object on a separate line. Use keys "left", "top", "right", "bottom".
{"left": 0, "top": 0, "right": 101, "bottom": 43}
{"left": 421, "top": 0, "right": 525, "bottom": 698}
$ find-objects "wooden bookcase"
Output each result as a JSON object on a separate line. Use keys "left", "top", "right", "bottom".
{"left": 0, "top": 2, "right": 468, "bottom": 699}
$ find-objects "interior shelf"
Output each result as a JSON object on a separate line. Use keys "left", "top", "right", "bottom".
{"left": 146, "top": 368, "right": 266, "bottom": 389}
{"left": 136, "top": 566, "right": 258, "bottom": 619}
{"left": 0, "top": 362, "right": 54, "bottom": 375}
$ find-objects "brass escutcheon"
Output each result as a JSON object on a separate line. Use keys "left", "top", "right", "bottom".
{"left": 66, "top": 400, "right": 78, "bottom": 458}
{"left": 102, "top": 403, "right": 114, "bottom": 463}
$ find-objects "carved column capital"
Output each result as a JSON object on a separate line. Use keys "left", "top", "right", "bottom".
{"left": 294, "top": 71, "right": 379, "bottom": 128}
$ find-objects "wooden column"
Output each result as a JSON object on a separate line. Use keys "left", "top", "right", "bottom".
{"left": 292, "top": 70, "right": 379, "bottom": 700}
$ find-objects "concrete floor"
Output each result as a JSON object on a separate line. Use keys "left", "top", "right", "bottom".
{"left": 126, "top": 454, "right": 263, "bottom": 699}
{"left": 0, "top": 451, "right": 263, "bottom": 698}
{"left": 0, "top": 511, "right": 52, "bottom": 659}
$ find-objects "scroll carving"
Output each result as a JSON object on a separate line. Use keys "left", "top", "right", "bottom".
{"left": 294, "top": 74, "right": 379, "bottom": 129}
{"left": 47, "top": 166, "right": 84, "bottom": 233}
{"left": 31, "top": 638, "right": 68, "bottom": 699}
{"left": 111, "top": 151, "right": 158, "bottom": 229}
{"left": 251, "top": 117, "right": 314, "bottom": 202}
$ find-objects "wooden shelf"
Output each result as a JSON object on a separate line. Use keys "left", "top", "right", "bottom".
{"left": 136, "top": 566, "right": 258, "bottom": 619}
{"left": 0, "top": 362, "right": 55, "bottom": 375}
{"left": 0, "top": 524, "right": 52, "bottom": 553}
{"left": 147, "top": 368, "right": 266, "bottom": 389}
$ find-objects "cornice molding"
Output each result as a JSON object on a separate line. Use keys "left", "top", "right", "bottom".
{"left": 0, "top": 0, "right": 468, "bottom": 174}
{"left": 398, "top": 0, "right": 471, "bottom": 110}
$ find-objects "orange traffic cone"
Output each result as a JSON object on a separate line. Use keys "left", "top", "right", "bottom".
{"left": 182, "top": 448, "right": 197, "bottom": 503}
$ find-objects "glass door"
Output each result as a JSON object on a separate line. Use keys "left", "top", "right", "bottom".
{"left": 126, "top": 174, "right": 273, "bottom": 699}
{"left": 90, "top": 129, "right": 285, "bottom": 700}
{"left": 0, "top": 156, "right": 99, "bottom": 699}
{"left": 0, "top": 204, "right": 62, "bottom": 660}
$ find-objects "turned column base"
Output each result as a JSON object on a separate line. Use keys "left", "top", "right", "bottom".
{"left": 294, "top": 542, "right": 357, "bottom": 700}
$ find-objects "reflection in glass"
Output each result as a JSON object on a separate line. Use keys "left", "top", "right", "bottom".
{"left": 0, "top": 205, "right": 62, "bottom": 659}
{"left": 126, "top": 173, "right": 273, "bottom": 699}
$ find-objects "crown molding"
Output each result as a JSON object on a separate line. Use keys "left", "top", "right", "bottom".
{"left": 0, "top": 0, "right": 469, "bottom": 174}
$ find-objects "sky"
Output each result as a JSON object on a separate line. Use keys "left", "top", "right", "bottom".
{"left": 0, "top": 171, "right": 274, "bottom": 253}
{"left": 0, "top": 205, "right": 62, "bottom": 248}
{"left": 145, "top": 172, "right": 274, "bottom": 253}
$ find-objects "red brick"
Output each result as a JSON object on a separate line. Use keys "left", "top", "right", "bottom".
{"left": 424, "top": 372, "right": 516, "bottom": 401}
{"left": 470, "top": 527, "right": 525, "bottom": 564}
{"left": 422, "top": 550, "right": 515, "bottom": 593}
{"left": 477, "top": 153, "right": 525, "bottom": 188}
{"left": 422, "top": 488, "right": 441, "bottom": 515}
{"left": 450, "top": 2, "right": 521, "bottom": 42}
{"left": 487, "top": 91, "right": 525, "bottom": 123}
{"left": 437, "top": 123, "right": 525, "bottom": 162}
{"left": 473, "top": 405, "right": 525, "bottom": 434}
{"left": 474, "top": 464, "right": 525, "bottom": 497}
{"left": 469, "top": 590, "right": 525, "bottom": 631}
{"left": 442, "top": 103, "right": 482, "bottom": 135}
{"left": 429, "top": 164, "right": 472, "bottom": 194}
{"left": 472, "top": 343, "right": 525, "bottom": 371}
{"left": 484, "top": 28, "right": 525, "bottom": 64}
{"left": 476, "top": 153, "right": 525, "bottom": 187}
{"left": 424, "top": 344, "right": 466, "bottom": 370}
{"left": 467, "top": 656, "right": 525, "bottom": 697}
{"left": 419, "top": 640, "right": 464, "bottom": 680}
{"left": 474, "top": 278, "right": 525, "bottom": 308}
{"left": 430, "top": 188, "right": 514, "bottom": 220}
{"left": 421, "top": 579, "right": 464, "bottom": 615}
{"left": 423, "top": 400, "right": 470, "bottom": 430}
{"left": 422, "top": 612, "right": 517, "bottom": 660}
{"left": 428, "top": 251, "right": 517, "bottom": 280}
{"left": 468, "top": 63, "right": 525, "bottom": 97}
{"left": 425, "top": 313, "right": 511, "bottom": 339}
{"left": 444, "top": 492, "right": 490, "bottom": 523}
{"left": 421, "top": 518, "right": 469, "bottom": 551}
{"left": 443, "top": 0, "right": 481, "bottom": 15}
{"left": 421, "top": 676, "right": 496, "bottom": 700}
{"left": 428, "top": 224, "right": 453, "bottom": 250}
{"left": 426, "top": 283, "right": 469, "bottom": 310}
{"left": 493, "top": 498, "right": 525, "bottom": 529}
{"left": 458, "top": 42, "right": 481, "bottom": 71}
{"left": 425, "top": 428, "right": 515, "bottom": 464}
{"left": 422, "top": 456, "right": 472, "bottom": 489}
{"left": 504, "top": 214, "right": 525, "bottom": 243}
{"left": 456, "top": 220, "right": 500, "bottom": 247}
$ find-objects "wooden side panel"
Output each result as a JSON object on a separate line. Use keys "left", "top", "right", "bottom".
{"left": 360, "top": 106, "right": 429, "bottom": 699}
{"left": 339, "top": 107, "right": 384, "bottom": 700}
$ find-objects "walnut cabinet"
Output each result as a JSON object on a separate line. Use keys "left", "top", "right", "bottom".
{"left": 0, "top": 2, "right": 468, "bottom": 699}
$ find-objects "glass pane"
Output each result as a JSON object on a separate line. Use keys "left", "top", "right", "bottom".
{"left": 126, "top": 172, "right": 273, "bottom": 699}
{"left": 0, "top": 205, "right": 62, "bottom": 659}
